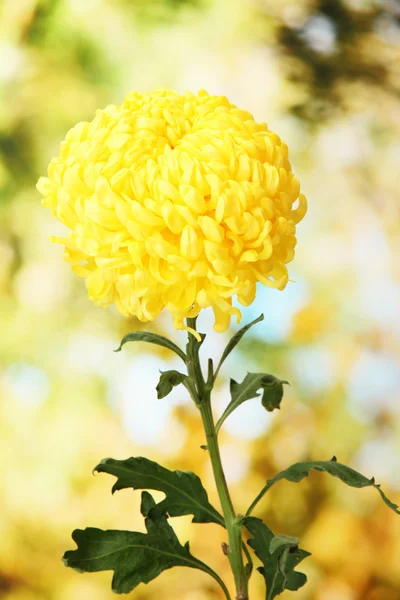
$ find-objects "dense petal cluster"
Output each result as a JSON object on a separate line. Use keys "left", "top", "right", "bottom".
{"left": 37, "top": 89, "right": 306, "bottom": 334}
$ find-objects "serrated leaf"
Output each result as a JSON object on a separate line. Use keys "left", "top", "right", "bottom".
{"left": 248, "top": 457, "right": 400, "bottom": 516}
{"left": 114, "top": 331, "right": 186, "bottom": 363}
{"left": 141, "top": 489, "right": 156, "bottom": 517}
{"left": 156, "top": 370, "right": 188, "bottom": 399}
{"left": 230, "top": 373, "right": 287, "bottom": 412}
{"left": 215, "top": 373, "right": 288, "bottom": 433}
{"left": 95, "top": 456, "right": 224, "bottom": 525}
{"left": 214, "top": 314, "right": 264, "bottom": 380}
{"left": 63, "top": 492, "right": 216, "bottom": 594}
{"left": 244, "top": 517, "right": 310, "bottom": 599}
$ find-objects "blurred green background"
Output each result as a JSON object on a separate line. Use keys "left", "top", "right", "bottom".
{"left": 1, "top": 0, "right": 400, "bottom": 599}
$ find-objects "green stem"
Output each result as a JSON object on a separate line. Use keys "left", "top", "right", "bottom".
{"left": 245, "top": 483, "right": 268, "bottom": 517}
{"left": 199, "top": 400, "right": 248, "bottom": 599}
{"left": 242, "top": 540, "right": 253, "bottom": 580}
{"left": 186, "top": 319, "right": 249, "bottom": 600}
{"left": 267, "top": 570, "right": 278, "bottom": 600}
{"left": 202, "top": 564, "right": 232, "bottom": 600}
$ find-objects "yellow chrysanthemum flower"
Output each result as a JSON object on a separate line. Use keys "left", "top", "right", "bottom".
{"left": 37, "top": 89, "right": 306, "bottom": 335}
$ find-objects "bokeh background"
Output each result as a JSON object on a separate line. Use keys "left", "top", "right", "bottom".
{"left": 1, "top": 0, "right": 400, "bottom": 599}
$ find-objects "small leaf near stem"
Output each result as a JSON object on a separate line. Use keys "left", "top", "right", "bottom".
{"left": 213, "top": 314, "right": 264, "bottom": 383}
{"left": 215, "top": 374, "right": 287, "bottom": 435}
{"left": 114, "top": 330, "right": 187, "bottom": 363}
{"left": 156, "top": 370, "right": 188, "bottom": 399}
{"left": 243, "top": 517, "right": 310, "bottom": 600}
{"left": 269, "top": 534, "right": 300, "bottom": 555}
{"left": 64, "top": 491, "right": 232, "bottom": 599}
{"left": 246, "top": 457, "right": 400, "bottom": 517}
{"left": 185, "top": 317, "right": 206, "bottom": 402}
{"left": 242, "top": 538, "right": 254, "bottom": 581}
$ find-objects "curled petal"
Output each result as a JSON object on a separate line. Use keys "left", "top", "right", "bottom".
{"left": 291, "top": 193, "right": 307, "bottom": 224}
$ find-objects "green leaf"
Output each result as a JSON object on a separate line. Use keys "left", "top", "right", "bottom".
{"left": 114, "top": 331, "right": 186, "bottom": 363}
{"left": 230, "top": 373, "right": 287, "bottom": 412}
{"left": 269, "top": 534, "right": 299, "bottom": 555}
{"left": 156, "top": 370, "right": 188, "bottom": 399}
{"left": 95, "top": 456, "right": 224, "bottom": 525}
{"left": 215, "top": 373, "right": 288, "bottom": 434}
{"left": 214, "top": 314, "right": 264, "bottom": 381}
{"left": 244, "top": 517, "right": 310, "bottom": 599}
{"left": 63, "top": 492, "right": 220, "bottom": 595}
{"left": 247, "top": 457, "right": 400, "bottom": 516}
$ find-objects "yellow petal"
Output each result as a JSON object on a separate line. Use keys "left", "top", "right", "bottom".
{"left": 180, "top": 224, "right": 203, "bottom": 259}
{"left": 198, "top": 216, "right": 225, "bottom": 243}
{"left": 290, "top": 193, "right": 307, "bottom": 224}
{"left": 239, "top": 250, "right": 258, "bottom": 263}
{"left": 179, "top": 184, "right": 206, "bottom": 214}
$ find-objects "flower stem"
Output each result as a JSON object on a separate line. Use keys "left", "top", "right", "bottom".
{"left": 199, "top": 399, "right": 249, "bottom": 599}
{"left": 186, "top": 319, "right": 249, "bottom": 600}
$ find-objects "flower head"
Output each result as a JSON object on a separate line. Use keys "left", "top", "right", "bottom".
{"left": 37, "top": 89, "right": 306, "bottom": 334}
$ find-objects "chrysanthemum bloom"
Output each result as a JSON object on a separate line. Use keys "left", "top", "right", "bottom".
{"left": 37, "top": 89, "right": 306, "bottom": 335}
